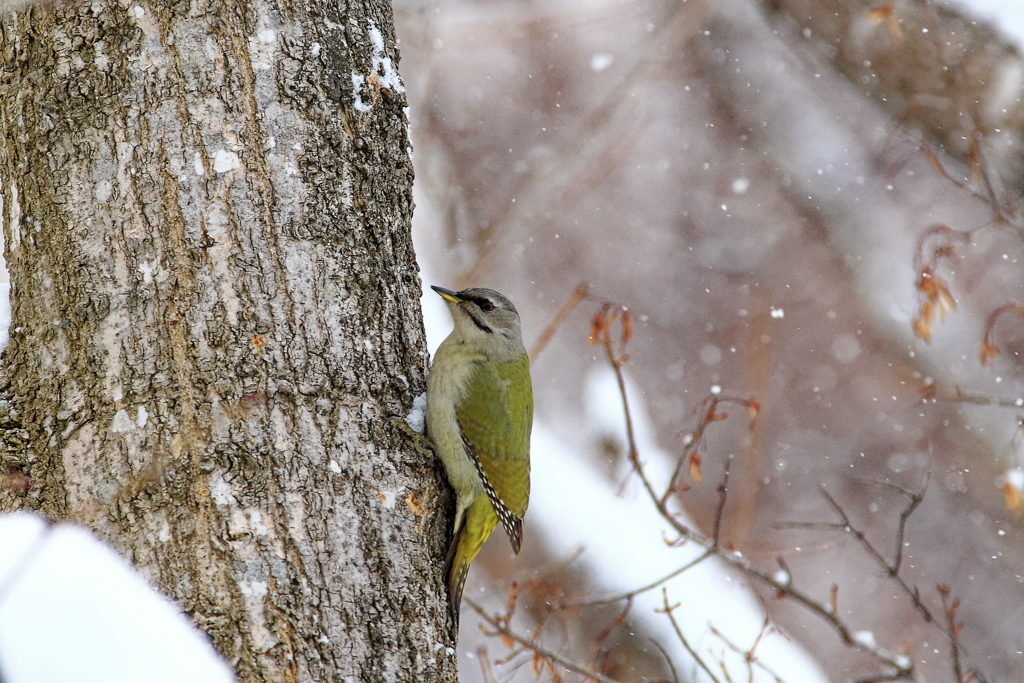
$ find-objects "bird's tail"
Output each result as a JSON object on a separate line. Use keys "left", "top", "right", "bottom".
{"left": 445, "top": 494, "right": 499, "bottom": 627}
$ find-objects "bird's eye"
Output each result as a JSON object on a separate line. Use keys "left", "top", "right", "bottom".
{"left": 479, "top": 300, "right": 495, "bottom": 312}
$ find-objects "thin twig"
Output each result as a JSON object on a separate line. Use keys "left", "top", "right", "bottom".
{"left": 649, "top": 638, "right": 680, "bottom": 683}
{"left": 776, "top": 483, "right": 940, "bottom": 633}
{"left": 592, "top": 312, "right": 914, "bottom": 678}
{"left": 659, "top": 588, "right": 724, "bottom": 683}
{"left": 712, "top": 456, "right": 732, "bottom": 550}
{"left": 937, "top": 585, "right": 971, "bottom": 683}
{"left": 465, "top": 598, "right": 622, "bottom": 683}
{"left": 529, "top": 282, "right": 589, "bottom": 362}
{"left": 477, "top": 647, "right": 500, "bottom": 683}
{"left": 941, "top": 388, "right": 1024, "bottom": 409}
{"left": 595, "top": 304, "right": 664, "bottom": 516}
{"left": 708, "top": 618, "right": 787, "bottom": 683}
{"left": 559, "top": 550, "right": 713, "bottom": 608}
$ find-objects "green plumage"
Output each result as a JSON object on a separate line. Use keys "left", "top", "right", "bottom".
{"left": 456, "top": 355, "right": 532, "bottom": 549}
{"left": 425, "top": 286, "right": 533, "bottom": 626}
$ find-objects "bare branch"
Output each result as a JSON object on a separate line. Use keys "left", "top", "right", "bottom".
{"left": 776, "top": 483, "right": 940, "bottom": 633}
{"left": 590, "top": 308, "right": 915, "bottom": 678}
{"left": 559, "top": 550, "right": 714, "bottom": 608}
{"left": 658, "top": 588, "right": 724, "bottom": 683}
{"left": 465, "top": 598, "right": 623, "bottom": 683}
{"left": 529, "top": 282, "right": 589, "bottom": 362}
{"left": 712, "top": 455, "right": 733, "bottom": 551}
{"left": 477, "top": 647, "right": 500, "bottom": 683}
{"left": 709, "top": 617, "right": 787, "bottom": 683}
{"left": 649, "top": 638, "right": 680, "bottom": 683}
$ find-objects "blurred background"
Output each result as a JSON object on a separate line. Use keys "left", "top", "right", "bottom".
{"left": 397, "top": 0, "right": 1024, "bottom": 681}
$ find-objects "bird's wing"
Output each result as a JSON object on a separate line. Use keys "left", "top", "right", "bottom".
{"left": 456, "top": 354, "right": 533, "bottom": 553}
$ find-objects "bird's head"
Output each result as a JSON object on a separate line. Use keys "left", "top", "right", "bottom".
{"left": 432, "top": 286, "right": 525, "bottom": 355}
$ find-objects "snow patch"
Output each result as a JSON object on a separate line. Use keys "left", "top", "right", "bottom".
{"left": 351, "top": 73, "right": 371, "bottom": 112}
{"left": 1006, "top": 467, "right": 1024, "bottom": 490}
{"left": 367, "top": 24, "right": 404, "bottom": 93}
{"left": 590, "top": 53, "right": 614, "bottom": 71}
{"left": 853, "top": 630, "right": 877, "bottom": 649}
{"left": 212, "top": 149, "right": 240, "bottom": 174}
{"left": 351, "top": 23, "right": 405, "bottom": 113}
{"left": 239, "top": 579, "right": 268, "bottom": 598}
{"left": 138, "top": 260, "right": 155, "bottom": 284}
{"left": 377, "top": 488, "right": 403, "bottom": 509}
{"left": 111, "top": 409, "right": 134, "bottom": 433}
{"left": 0, "top": 512, "right": 233, "bottom": 683}
{"left": 209, "top": 476, "right": 235, "bottom": 506}
{"left": 406, "top": 392, "right": 427, "bottom": 434}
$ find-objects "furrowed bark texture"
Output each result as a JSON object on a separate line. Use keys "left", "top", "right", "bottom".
{"left": 0, "top": 1, "right": 455, "bottom": 681}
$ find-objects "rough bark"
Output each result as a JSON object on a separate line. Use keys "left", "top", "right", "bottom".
{"left": 0, "top": 1, "right": 454, "bottom": 681}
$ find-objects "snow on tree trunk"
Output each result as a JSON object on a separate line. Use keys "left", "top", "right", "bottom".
{"left": 0, "top": 2, "right": 454, "bottom": 681}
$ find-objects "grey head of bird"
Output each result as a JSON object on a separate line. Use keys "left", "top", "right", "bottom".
{"left": 432, "top": 286, "right": 525, "bottom": 356}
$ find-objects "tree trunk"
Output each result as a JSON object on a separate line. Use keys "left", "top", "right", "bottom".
{"left": 0, "top": 2, "right": 454, "bottom": 681}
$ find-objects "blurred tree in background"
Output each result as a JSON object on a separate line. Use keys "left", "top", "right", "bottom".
{"left": 399, "top": 0, "right": 1024, "bottom": 680}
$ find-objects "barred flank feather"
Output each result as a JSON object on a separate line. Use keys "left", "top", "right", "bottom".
{"left": 462, "top": 430, "right": 525, "bottom": 553}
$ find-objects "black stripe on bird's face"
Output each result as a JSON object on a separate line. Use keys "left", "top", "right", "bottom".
{"left": 465, "top": 308, "right": 493, "bottom": 334}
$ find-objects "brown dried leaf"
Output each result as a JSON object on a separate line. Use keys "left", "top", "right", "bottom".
{"left": 1002, "top": 480, "right": 1024, "bottom": 516}
{"left": 507, "top": 581, "right": 519, "bottom": 611}
{"left": 914, "top": 307, "right": 933, "bottom": 343}
{"left": 689, "top": 453, "right": 702, "bottom": 484}
{"left": 748, "top": 398, "right": 761, "bottom": 419}
{"left": 531, "top": 652, "right": 544, "bottom": 677}
{"left": 937, "top": 285, "right": 956, "bottom": 321}
{"left": 980, "top": 339, "right": 1000, "bottom": 367}
{"left": 916, "top": 268, "right": 938, "bottom": 296}
{"left": 948, "top": 597, "right": 960, "bottom": 621}
{"left": 866, "top": 4, "right": 894, "bottom": 25}
{"left": 587, "top": 309, "right": 608, "bottom": 345}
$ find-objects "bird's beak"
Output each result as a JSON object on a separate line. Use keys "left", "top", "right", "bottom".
{"left": 431, "top": 285, "right": 463, "bottom": 303}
